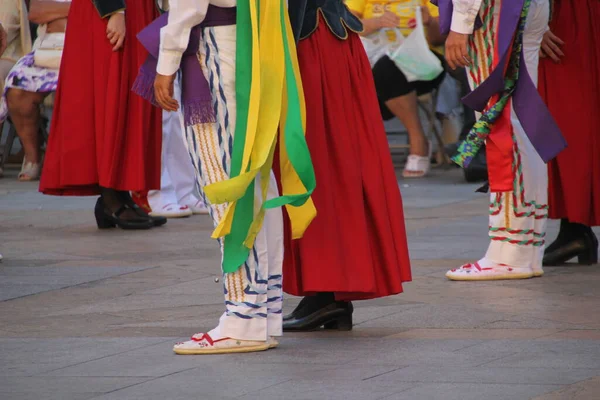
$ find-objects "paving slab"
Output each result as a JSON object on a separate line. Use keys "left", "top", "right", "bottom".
{"left": 1, "top": 169, "right": 600, "bottom": 399}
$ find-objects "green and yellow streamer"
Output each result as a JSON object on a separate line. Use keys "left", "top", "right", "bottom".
{"left": 203, "top": 0, "right": 316, "bottom": 273}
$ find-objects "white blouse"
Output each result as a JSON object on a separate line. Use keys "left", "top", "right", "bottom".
{"left": 451, "top": 0, "right": 483, "bottom": 34}
{"left": 157, "top": 0, "right": 237, "bottom": 76}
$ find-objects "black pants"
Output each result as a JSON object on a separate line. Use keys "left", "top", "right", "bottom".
{"left": 372, "top": 54, "right": 446, "bottom": 121}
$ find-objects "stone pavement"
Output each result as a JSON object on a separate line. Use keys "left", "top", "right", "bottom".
{"left": 1, "top": 166, "right": 600, "bottom": 400}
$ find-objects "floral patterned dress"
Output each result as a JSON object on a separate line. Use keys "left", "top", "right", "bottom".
{"left": 0, "top": 0, "right": 70, "bottom": 122}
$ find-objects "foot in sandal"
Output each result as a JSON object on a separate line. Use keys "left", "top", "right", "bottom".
{"left": 403, "top": 140, "right": 432, "bottom": 178}
{"left": 18, "top": 157, "right": 42, "bottom": 181}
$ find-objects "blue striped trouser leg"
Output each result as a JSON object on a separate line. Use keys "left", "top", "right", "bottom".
{"left": 181, "top": 25, "right": 283, "bottom": 341}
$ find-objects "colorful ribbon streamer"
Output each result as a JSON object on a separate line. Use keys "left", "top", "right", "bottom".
{"left": 203, "top": 1, "right": 316, "bottom": 273}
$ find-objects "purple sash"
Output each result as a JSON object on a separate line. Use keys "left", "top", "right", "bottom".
{"left": 132, "top": 6, "right": 236, "bottom": 126}
{"left": 431, "top": 0, "right": 565, "bottom": 162}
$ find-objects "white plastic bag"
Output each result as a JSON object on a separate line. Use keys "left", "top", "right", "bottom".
{"left": 387, "top": 6, "right": 444, "bottom": 82}
{"left": 361, "top": 28, "right": 404, "bottom": 67}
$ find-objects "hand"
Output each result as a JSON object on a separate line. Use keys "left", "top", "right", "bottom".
{"left": 0, "top": 24, "right": 7, "bottom": 55}
{"left": 154, "top": 73, "right": 179, "bottom": 112}
{"left": 376, "top": 11, "right": 400, "bottom": 29}
{"left": 540, "top": 29, "right": 564, "bottom": 63}
{"left": 445, "top": 30, "right": 471, "bottom": 69}
{"left": 107, "top": 12, "right": 126, "bottom": 51}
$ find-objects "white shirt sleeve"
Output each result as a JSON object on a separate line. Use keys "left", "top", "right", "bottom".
{"left": 451, "top": 0, "right": 483, "bottom": 34}
{"left": 157, "top": 0, "right": 210, "bottom": 76}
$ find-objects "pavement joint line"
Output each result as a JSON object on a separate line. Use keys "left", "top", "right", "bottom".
{"left": 471, "top": 351, "right": 521, "bottom": 368}
{"left": 86, "top": 367, "right": 201, "bottom": 400}
{"left": 235, "top": 378, "right": 294, "bottom": 398}
{"left": 0, "top": 265, "right": 161, "bottom": 304}
{"left": 31, "top": 337, "right": 177, "bottom": 376}
{"left": 362, "top": 366, "right": 409, "bottom": 381}
{"left": 377, "top": 383, "right": 424, "bottom": 399}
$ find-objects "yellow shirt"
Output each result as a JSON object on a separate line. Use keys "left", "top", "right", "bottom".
{"left": 345, "top": 0, "right": 439, "bottom": 38}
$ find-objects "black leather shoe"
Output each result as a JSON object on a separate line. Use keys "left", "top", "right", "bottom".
{"left": 119, "top": 192, "right": 167, "bottom": 227}
{"left": 283, "top": 301, "right": 353, "bottom": 332}
{"left": 94, "top": 197, "right": 154, "bottom": 230}
{"left": 543, "top": 225, "right": 598, "bottom": 266}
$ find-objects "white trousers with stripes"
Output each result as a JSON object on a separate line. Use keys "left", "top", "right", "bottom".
{"left": 148, "top": 76, "right": 200, "bottom": 211}
{"left": 182, "top": 25, "right": 284, "bottom": 341}
{"left": 472, "top": 0, "right": 549, "bottom": 271}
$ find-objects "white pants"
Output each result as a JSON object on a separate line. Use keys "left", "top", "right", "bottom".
{"left": 148, "top": 76, "right": 200, "bottom": 210}
{"left": 469, "top": 0, "right": 549, "bottom": 270}
{"left": 183, "top": 25, "right": 284, "bottom": 341}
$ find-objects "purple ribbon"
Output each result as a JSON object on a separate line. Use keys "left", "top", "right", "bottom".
{"left": 431, "top": 0, "right": 566, "bottom": 162}
{"left": 132, "top": 7, "right": 236, "bottom": 126}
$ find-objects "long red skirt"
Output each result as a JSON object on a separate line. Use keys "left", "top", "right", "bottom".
{"left": 40, "top": 0, "right": 161, "bottom": 196}
{"left": 540, "top": 0, "right": 600, "bottom": 226}
{"left": 282, "top": 21, "right": 412, "bottom": 301}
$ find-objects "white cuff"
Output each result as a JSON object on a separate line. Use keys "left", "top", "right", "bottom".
{"left": 450, "top": 9, "right": 476, "bottom": 35}
{"left": 157, "top": 50, "right": 182, "bottom": 76}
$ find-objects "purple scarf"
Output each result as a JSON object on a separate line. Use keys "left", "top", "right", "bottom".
{"left": 132, "top": 6, "right": 236, "bottom": 126}
{"left": 431, "top": 0, "right": 566, "bottom": 162}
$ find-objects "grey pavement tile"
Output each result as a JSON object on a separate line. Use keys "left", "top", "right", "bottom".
{"left": 348, "top": 348, "right": 516, "bottom": 368}
{"left": 0, "top": 283, "right": 67, "bottom": 301}
{"left": 0, "top": 265, "right": 153, "bottom": 301}
{"left": 479, "top": 316, "right": 590, "bottom": 330}
{"left": 0, "top": 338, "right": 169, "bottom": 377}
{"left": 0, "top": 377, "right": 151, "bottom": 394}
{"left": 41, "top": 340, "right": 230, "bottom": 377}
{"left": 138, "top": 276, "right": 225, "bottom": 297}
{"left": 461, "top": 339, "right": 600, "bottom": 355}
{"left": 0, "top": 266, "right": 150, "bottom": 277}
{"left": 381, "top": 383, "right": 561, "bottom": 400}
{"left": 86, "top": 365, "right": 299, "bottom": 400}
{"left": 352, "top": 304, "right": 425, "bottom": 325}
{"left": 483, "top": 351, "right": 600, "bottom": 369}
{"left": 0, "top": 393, "right": 103, "bottom": 400}
{"left": 0, "top": 192, "right": 93, "bottom": 211}
{"left": 356, "top": 304, "right": 507, "bottom": 329}
{"left": 46, "top": 293, "right": 222, "bottom": 317}
{"left": 367, "top": 365, "right": 600, "bottom": 385}
{"left": 532, "top": 376, "right": 600, "bottom": 400}
{"left": 237, "top": 379, "right": 417, "bottom": 400}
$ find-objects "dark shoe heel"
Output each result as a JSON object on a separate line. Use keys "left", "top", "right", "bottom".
{"left": 95, "top": 213, "right": 116, "bottom": 229}
{"left": 324, "top": 314, "right": 353, "bottom": 331}
{"left": 94, "top": 198, "right": 116, "bottom": 229}
{"left": 578, "top": 248, "right": 598, "bottom": 265}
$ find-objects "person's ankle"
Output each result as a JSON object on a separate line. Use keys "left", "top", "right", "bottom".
{"left": 409, "top": 140, "right": 429, "bottom": 157}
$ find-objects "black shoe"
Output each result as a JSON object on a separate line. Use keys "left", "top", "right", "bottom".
{"left": 283, "top": 301, "right": 353, "bottom": 332}
{"left": 543, "top": 221, "right": 598, "bottom": 266}
{"left": 119, "top": 192, "right": 167, "bottom": 227}
{"left": 94, "top": 197, "right": 154, "bottom": 230}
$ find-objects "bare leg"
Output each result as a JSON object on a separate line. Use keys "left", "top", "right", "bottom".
{"left": 385, "top": 91, "right": 429, "bottom": 157}
{"left": 6, "top": 89, "right": 48, "bottom": 167}
{"left": 385, "top": 91, "right": 430, "bottom": 177}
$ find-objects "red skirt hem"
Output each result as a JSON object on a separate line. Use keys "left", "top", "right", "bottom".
{"left": 282, "top": 20, "right": 412, "bottom": 301}
{"left": 39, "top": 0, "right": 161, "bottom": 196}
{"left": 541, "top": 0, "right": 600, "bottom": 226}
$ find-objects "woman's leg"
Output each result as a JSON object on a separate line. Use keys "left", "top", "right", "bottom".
{"left": 6, "top": 88, "right": 48, "bottom": 167}
{"left": 373, "top": 57, "right": 428, "bottom": 159}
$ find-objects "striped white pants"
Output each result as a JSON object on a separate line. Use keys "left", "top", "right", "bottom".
{"left": 182, "top": 25, "right": 284, "bottom": 341}
{"left": 470, "top": 0, "right": 549, "bottom": 271}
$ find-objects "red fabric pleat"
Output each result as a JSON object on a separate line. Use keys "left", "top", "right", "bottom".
{"left": 486, "top": 97, "right": 514, "bottom": 193}
{"left": 281, "top": 20, "right": 412, "bottom": 301}
{"left": 540, "top": 0, "right": 600, "bottom": 226}
{"left": 40, "top": 0, "right": 161, "bottom": 196}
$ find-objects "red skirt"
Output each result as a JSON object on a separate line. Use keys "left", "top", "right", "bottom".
{"left": 540, "top": 0, "right": 600, "bottom": 226}
{"left": 40, "top": 0, "right": 161, "bottom": 196}
{"left": 282, "top": 20, "right": 412, "bottom": 301}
